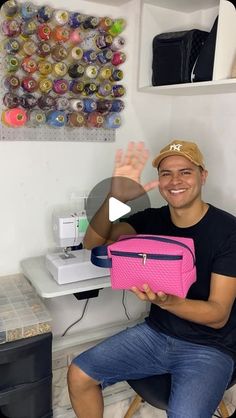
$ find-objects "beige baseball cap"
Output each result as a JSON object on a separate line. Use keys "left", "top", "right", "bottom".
{"left": 152, "top": 140, "right": 205, "bottom": 169}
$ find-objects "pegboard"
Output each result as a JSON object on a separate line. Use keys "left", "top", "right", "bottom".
{"left": 0, "top": 123, "right": 115, "bottom": 141}
{"left": 0, "top": 0, "right": 126, "bottom": 140}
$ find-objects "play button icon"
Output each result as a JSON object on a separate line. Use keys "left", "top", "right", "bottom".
{"left": 109, "top": 197, "right": 131, "bottom": 222}
{"left": 85, "top": 176, "right": 151, "bottom": 239}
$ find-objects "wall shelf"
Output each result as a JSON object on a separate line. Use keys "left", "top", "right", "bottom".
{"left": 139, "top": 78, "right": 236, "bottom": 96}
{"left": 138, "top": 0, "right": 236, "bottom": 95}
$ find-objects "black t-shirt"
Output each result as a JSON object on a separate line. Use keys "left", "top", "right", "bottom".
{"left": 126, "top": 204, "right": 236, "bottom": 361}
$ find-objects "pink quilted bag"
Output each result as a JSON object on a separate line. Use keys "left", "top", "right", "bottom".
{"left": 91, "top": 234, "right": 196, "bottom": 298}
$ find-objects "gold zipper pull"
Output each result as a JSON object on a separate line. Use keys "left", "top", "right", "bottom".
{"left": 138, "top": 253, "right": 147, "bottom": 266}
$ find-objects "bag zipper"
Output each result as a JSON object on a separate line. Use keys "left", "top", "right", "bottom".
{"left": 117, "top": 235, "right": 195, "bottom": 265}
{"left": 110, "top": 250, "right": 182, "bottom": 266}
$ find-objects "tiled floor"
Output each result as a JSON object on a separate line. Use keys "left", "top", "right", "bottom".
{"left": 54, "top": 399, "right": 166, "bottom": 418}
{"left": 55, "top": 399, "right": 236, "bottom": 418}
{"left": 53, "top": 367, "right": 236, "bottom": 418}
{"left": 53, "top": 367, "right": 165, "bottom": 417}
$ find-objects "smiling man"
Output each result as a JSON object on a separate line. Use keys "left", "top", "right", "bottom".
{"left": 68, "top": 140, "right": 236, "bottom": 418}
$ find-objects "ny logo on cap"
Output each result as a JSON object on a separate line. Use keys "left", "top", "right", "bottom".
{"left": 169, "top": 144, "right": 182, "bottom": 151}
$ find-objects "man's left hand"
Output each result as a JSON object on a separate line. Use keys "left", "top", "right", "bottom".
{"left": 131, "top": 284, "right": 183, "bottom": 308}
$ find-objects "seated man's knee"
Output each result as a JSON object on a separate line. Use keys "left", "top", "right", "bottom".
{"left": 67, "top": 363, "right": 100, "bottom": 393}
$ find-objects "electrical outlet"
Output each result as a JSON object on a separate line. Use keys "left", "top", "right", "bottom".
{"left": 52, "top": 355, "right": 68, "bottom": 370}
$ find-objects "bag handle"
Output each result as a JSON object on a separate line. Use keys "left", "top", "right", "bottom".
{"left": 91, "top": 235, "right": 196, "bottom": 268}
{"left": 91, "top": 245, "right": 112, "bottom": 268}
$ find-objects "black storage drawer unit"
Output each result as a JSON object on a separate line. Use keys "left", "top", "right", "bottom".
{"left": 0, "top": 376, "right": 52, "bottom": 418}
{"left": 0, "top": 333, "right": 52, "bottom": 418}
{"left": 0, "top": 333, "right": 52, "bottom": 390}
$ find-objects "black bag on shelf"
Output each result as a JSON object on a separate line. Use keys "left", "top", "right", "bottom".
{"left": 152, "top": 29, "right": 209, "bottom": 86}
{"left": 191, "top": 17, "right": 218, "bottom": 82}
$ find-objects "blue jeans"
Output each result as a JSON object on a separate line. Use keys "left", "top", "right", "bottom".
{"left": 72, "top": 322, "right": 234, "bottom": 418}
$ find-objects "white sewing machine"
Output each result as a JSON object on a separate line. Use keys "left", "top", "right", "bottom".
{"left": 45, "top": 211, "right": 109, "bottom": 285}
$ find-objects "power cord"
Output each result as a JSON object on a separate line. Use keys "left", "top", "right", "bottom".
{"left": 61, "top": 298, "right": 89, "bottom": 337}
{"left": 122, "top": 290, "right": 130, "bottom": 320}
{"left": 61, "top": 290, "right": 130, "bottom": 337}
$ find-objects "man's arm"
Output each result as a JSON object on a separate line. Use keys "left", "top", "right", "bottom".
{"left": 83, "top": 196, "right": 136, "bottom": 249}
{"left": 132, "top": 273, "right": 236, "bottom": 329}
{"left": 83, "top": 142, "right": 159, "bottom": 249}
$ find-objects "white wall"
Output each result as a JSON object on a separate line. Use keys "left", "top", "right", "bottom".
{"left": 170, "top": 93, "right": 236, "bottom": 215}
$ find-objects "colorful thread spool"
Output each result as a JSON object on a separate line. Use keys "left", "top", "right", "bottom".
{"left": 53, "top": 10, "right": 69, "bottom": 26}
{"left": 80, "top": 30, "right": 97, "bottom": 50}
{"left": 85, "top": 65, "right": 98, "bottom": 79}
{"left": 68, "top": 112, "right": 85, "bottom": 127}
{"left": 21, "top": 76, "right": 38, "bottom": 93}
{"left": 28, "top": 109, "right": 46, "bottom": 127}
{"left": 104, "top": 112, "right": 121, "bottom": 129}
{"left": 69, "top": 98, "right": 84, "bottom": 112}
{"left": 38, "top": 60, "right": 52, "bottom": 76}
{"left": 69, "top": 80, "right": 84, "bottom": 94}
{"left": 3, "top": 74, "right": 20, "bottom": 90}
{"left": 111, "top": 36, "right": 125, "bottom": 51}
{"left": 97, "top": 81, "right": 112, "bottom": 97}
{"left": 1, "top": 1, "right": 18, "bottom": 17}
{"left": 55, "top": 97, "right": 70, "bottom": 111}
{"left": 98, "top": 17, "right": 113, "bottom": 32}
{"left": 37, "top": 41, "right": 51, "bottom": 58}
{"left": 95, "top": 34, "right": 113, "bottom": 49}
{"left": 83, "top": 49, "right": 97, "bottom": 64}
{"left": 83, "top": 82, "right": 98, "bottom": 96}
{"left": 21, "top": 20, "right": 38, "bottom": 37}
{"left": 96, "top": 49, "right": 113, "bottom": 64}
{"left": 37, "top": 24, "right": 51, "bottom": 41}
{"left": 52, "top": 26, "right": 71, "bottom": 43}
{"left": 21, "top": 57, "right": 37, "bottom": 73}
{"left": 38, "top": 78, "right": 53, "bottom": 94}
{"left": 112, "top": 84, "right": 126, "bottom": 97}
{"left": 2, "top": 20, "right": 21, "bottom": 37}
{"left": 108, "top": 18, "right": 126, "bottom": 36}
{"left": 99, "top": 66, "right": 113, "bottom": 81}
{"left": 53, "top": 62, "right": 68, "bottom": 77}
{"left": 83, "top": 98, "right": 97, "bottom": 113}
{"left": 4, "top": 39, "right": 20, "bottom": 54}
{"left": 5, "top": 55, "right": 19, "bottom": 72}
{"left": 3, "top": 108, "right": 27, "bottom": 127}
{"left": 70, "top": 46, "right": 83, "bottom": 61}
{"left": 111, "top": 51, "right": 126, "bottom": 66}
{"left": 21, "top": 2, "right": 38, "bottom": 20}
{"left": 3, "top": 92, "right": 19, "bottom": 108}
{"left": 87, "top": 111, "right": 104, "bottom": 128}
{"left": 22, "top": 40, "right": 37, "bottom": 56}
{"left": 96, "top": 99, "right": 112, "bottom": 114}
{"left": 38, "top": 94, "right": 56, "bottom": 110}
{"left": 20, "top": 93, "right": 37, "bottom": 109}
{"left": 53, "top": 79, "right": 69, "bottom": 95}
{"left": 110, "top": 69, "right": 123, "bottom": 82}
{"left": 69, "top": 29, "right": 84, "bottom": 45}
{"left": 37, "top": 6, "right": 53, "bottom": 23}
{"left": 69, "top": 13, "right": 84, "bottom": 28}
{"left": 68, "top": 63, "right": 85, "bottom": 78}
{"left": 51, "top": 44, "right": 68, "bottom": 61}
{"left": 47, "top": 110, "right": 67, "bottom": 128}
{"left": 110, "top": 99, "right": 125, "bottom": 112}
{"left": 83, "top": 16, "right": 99, "bottom": 30}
